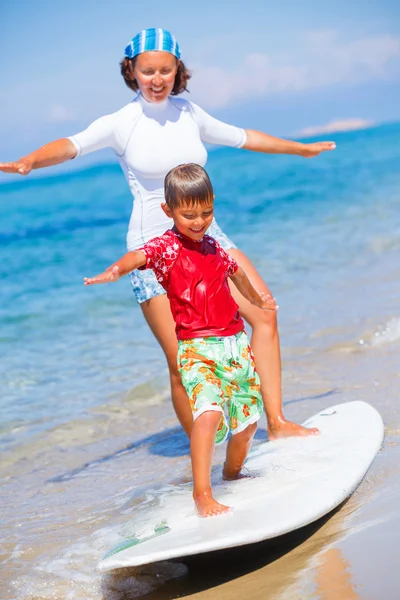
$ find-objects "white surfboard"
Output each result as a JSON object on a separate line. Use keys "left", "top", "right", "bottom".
{"left": 98, "top": 401, "right": 384, "bottom": 571}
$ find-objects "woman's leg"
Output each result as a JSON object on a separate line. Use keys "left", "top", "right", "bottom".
{"left": 190, "top": 410, "right": 231, "bottom": 517}
{"left": 228, "top": 248, "right": 319, "bottom": 440}
{"left": 140, "top": 293, "right": 193, "bottom": 436}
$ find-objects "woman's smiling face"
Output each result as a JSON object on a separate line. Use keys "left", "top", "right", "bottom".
{"left": 133, "top": 51, "right": 179, "bottom": 103}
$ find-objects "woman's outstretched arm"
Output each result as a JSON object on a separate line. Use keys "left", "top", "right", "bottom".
{"left": 0, "top": 138, "right": 77, "bottom": 176}
{"left": 189, "top": 102, "right": 336, "bottom": 158}
{"left": 243, "top": 130, "right": 336, "bottom": 158}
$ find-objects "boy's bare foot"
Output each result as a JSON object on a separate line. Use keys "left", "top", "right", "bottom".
{"left": 268, "top": 416, "right": 319, "bottom": 441}
{"left": 194, "top": 492, "right": 231, "bottom": 518}
{"left": 222, "top": 464, "right": 257, "bottom": 481}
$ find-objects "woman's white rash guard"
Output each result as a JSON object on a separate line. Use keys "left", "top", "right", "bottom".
{"left": 67, "top": 95, "right": 246, "bottom": 250}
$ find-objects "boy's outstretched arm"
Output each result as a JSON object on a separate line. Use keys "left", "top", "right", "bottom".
{"left": 230, "top": 267, "right": 278, "bottom": 311}
{"left": 84, "top": 250, "right": 146, "bottom": 286}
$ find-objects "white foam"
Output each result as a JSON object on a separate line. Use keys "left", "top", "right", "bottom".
{"left": 359, "top": 317, "right": 400, "bottom": 348}
{"left": 11, "top": 520, "right": 187, "bottom": 600}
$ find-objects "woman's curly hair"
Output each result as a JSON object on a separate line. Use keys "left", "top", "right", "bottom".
{"left": 120, "top": 57, "right": 191, "bottom": 95}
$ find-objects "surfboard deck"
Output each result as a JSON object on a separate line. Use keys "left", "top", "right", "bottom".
{"left": 98, "top": 401, "right": 384, "bottom": 571}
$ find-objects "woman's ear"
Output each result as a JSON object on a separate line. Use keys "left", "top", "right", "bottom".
{"left": 161, "top": 203, "right": 173, "bottom": 218}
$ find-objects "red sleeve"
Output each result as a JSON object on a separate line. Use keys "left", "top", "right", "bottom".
{"left": 210, "top": 238, "right": 239, "bottom": 277}
{"left": 138, "top": 231, "right": 181, "bottom": 284}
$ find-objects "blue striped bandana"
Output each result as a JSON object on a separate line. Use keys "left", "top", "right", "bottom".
{"left": 124, "top": 28, "right": 181, "bottom": 60}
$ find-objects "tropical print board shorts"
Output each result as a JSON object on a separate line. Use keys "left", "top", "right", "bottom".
{"left": 129, "top": 218, "right": 237, "bottom": 304}
{"left": 177, "top": 331, "right": 263, "bottom": 445}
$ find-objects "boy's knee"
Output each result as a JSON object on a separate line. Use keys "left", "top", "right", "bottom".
{"left": 238, "top": 422, "right": 257, "bottom": 443}
{"left": 202, "top": 410, "right": 223, "bottom": 423}
{"left": 247, "top": 422, "right": 258, "bottom": 438}
{"left": 195, "top": 410, "right": 223, "bottom": 430}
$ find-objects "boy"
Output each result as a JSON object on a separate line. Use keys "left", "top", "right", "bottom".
{"left": 84, "top": 164, "right": 277, "bottom": 517}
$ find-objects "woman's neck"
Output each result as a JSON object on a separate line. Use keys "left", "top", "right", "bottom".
{"left": 138, "top": 93, "right": 169, "bottom": 111}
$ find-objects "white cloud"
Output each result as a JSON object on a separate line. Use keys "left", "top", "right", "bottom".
{"left": 297, "top": 118, "right": 374, "bottom": 137}
{"left": 48, "top": 105, "right": 75, "bottom": 123}
{"left": 189, "top": 32, "right": 400, "bottom": 109}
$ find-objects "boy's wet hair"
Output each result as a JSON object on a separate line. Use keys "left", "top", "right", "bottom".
{"left": 164, "top": 163, "right": 214, "bottom": 209}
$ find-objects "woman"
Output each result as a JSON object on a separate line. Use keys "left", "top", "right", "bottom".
{"left": 0, "top": 28, "right": 335, "bottom": 439}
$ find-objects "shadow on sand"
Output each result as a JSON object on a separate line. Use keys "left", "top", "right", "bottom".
{"left": 101, "top": 507, "right": 343, "bottom": 600}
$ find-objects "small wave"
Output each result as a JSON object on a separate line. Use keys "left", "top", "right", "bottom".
{"left": 0, "top": 216, "right": 126, "bottom": 245}
{"left": 11, "top": 524, "right": 187, "bottom": 600}
{"left": 359, "top": 317, "right": 400, "bottom": 348}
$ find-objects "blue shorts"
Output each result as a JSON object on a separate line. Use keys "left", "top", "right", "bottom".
{"left": 129, "top": 219, "right": 237, "bottom": 305}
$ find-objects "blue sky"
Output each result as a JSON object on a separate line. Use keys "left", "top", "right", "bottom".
{"left": 1, "top": 0, "right": 399, "bottom": 166}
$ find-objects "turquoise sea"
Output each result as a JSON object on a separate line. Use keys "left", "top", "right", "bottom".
{"left": 1, "top": 124, "right": 400, "bottom": 599}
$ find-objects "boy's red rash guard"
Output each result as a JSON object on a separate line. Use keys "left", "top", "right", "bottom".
{"left": 138, "top": 228, "right": 244, "bottom": 340}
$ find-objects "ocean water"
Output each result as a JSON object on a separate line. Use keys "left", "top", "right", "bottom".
{"left": 1, "top": 123, "right": 400, "bottom": 599}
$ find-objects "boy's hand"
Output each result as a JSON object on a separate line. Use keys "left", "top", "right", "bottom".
{"left": 84, "top": 265, "right": 121, "bottom": 286}
{"left": 259, "top": 292, "right": 279, "bottom": 311}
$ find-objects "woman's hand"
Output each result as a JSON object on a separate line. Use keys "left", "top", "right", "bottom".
{"left": 244, "top": 130, "right": 336, "bottom": 157}
{"left": 84, "top": 266, "right": 121, "bottom": 286}
{"left": 0, "top": 159, "right": 33, "bottom": 175}
{"left": 300, "top": 141, "right": 336, "bottom": 158}
{"left": 0, "top": 139, "right": 77, "bottom": 176}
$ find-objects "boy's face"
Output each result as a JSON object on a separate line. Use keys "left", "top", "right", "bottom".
{"left": 162, "top": 200, "right": 214, "bottom": 241}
